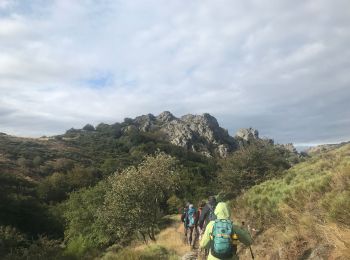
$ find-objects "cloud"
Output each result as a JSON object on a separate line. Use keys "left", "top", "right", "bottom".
{"left": 0, "top": 0, "right": 349, "bottom": 145}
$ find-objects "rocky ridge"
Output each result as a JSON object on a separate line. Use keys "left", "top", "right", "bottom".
{"left": 64, "top": 111, "right": 298, "bottom": 158}
{"left": 117, "top": 111, "right": 298, "bottom": 158}
{"left": 125, "top": 111, "right": 237, "bottom": 157}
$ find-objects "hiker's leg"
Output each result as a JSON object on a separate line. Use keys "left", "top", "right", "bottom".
{"left": 188, "top": 227, "right": 193, "bottom": 245}
{"left": 192, "top": 225, "right": 198, "bottom": 247}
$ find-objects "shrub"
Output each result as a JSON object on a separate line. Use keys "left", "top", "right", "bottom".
{"left": 219, "top": 141, "right": 290, "bottom": 199}
{"left": 167, "top": 195, "right": 182, "bottom": 214}
{"left": 100, "top": 153, "right": 180, "bottom": 244}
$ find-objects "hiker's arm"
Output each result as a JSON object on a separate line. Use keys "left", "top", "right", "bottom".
{"left": 234, "top": 226, "right": 253, "bottom": 246}
{"left": 200, "top": 221, "right": 213, "bottom": 249}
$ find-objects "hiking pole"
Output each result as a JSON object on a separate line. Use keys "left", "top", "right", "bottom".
{"left": 242, "top": 221, "right": 255, "bottom": 259}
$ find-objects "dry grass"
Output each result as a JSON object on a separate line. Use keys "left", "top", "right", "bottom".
{"left": 102, "top": 215, "right": 188, "bottom": 260}
{"left": 134, "top": 215, "right": 189, "bottom": 257}
{"left": 235, "top": 144, "right": 350, "bottom": 259}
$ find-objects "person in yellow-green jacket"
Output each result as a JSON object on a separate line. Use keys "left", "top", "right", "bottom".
{"left": 200, "top": 202, "right": 253, "bottom": 260}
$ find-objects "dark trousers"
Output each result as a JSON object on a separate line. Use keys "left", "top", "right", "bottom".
{"left": 186, "top": 226, "right": 198, "bottom": 247}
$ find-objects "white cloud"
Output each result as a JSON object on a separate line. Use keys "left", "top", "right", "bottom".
{"left": 0, "top": 0, "right": 349, "bottom": 144}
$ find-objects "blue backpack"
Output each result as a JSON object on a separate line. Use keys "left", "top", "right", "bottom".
{"left": 187, "top": 207, "right": 196, "bottom": 227}
{"left": 210, "top": 219, "right": 236, "bottom": 258}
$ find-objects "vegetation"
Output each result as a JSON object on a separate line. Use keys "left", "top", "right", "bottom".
{"left": 218, "top": 140, "right": 291, "bottom": 199}
{"left": 1, "top": 122, "right": 348, "bottom": 259}
{"left": 232, "top": 144, "right": 350, "bottom": 259}
{"left": 234, "top": 144, "right": 350, "bottom": 227}
{"left": 101, "top": 153, "right": 180, "bottom": 243}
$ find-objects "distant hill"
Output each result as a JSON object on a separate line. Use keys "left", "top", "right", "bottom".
{"left": 0, "top": 111, "right": 302, "bottom": 182}
{"left": 306, "top": 141, "right": 350, "bottom": 155}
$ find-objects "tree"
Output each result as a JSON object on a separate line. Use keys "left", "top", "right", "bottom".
{"left": 100, "top": 153, "right": 180, "bottom": 243}
{"left": 218, "top": 141, "right": 290, "bottom": 199}
{"left": 62, "top": 181, "right": 109, "bottom": 254}
{"left": 167, "top": 195, "right": 182, "bottom": 214}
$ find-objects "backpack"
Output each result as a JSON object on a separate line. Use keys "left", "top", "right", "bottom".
{"left": 187, "top": 208, "right": 196, "bottom": 227}
{"left": 207, "top": 204, "right": 217, "bottom": 221}
{"left": 210, "top": 219, "right": 236, "bottom": 259}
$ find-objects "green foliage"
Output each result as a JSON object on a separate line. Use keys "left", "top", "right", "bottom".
{"left": 219, "top": 141, "right": 290, "bottom": 198}
{"left": 33, "top": 155, "right": 43, "bottom": 167}
{"left": 37, "top": 166, "right": 101, "bottom": 202}
{"left": 13, "top": 237, "right": 67, "bottom": 260}
{"left": 0, "top": 226, "right": 28, "bottom": 257}
{"left": 0, "top": 226, "right": 67, "bottom": 260}
{"left": 166, "top": 195, "right": 182, "bottom": 214}
{"left": 62, "top": 181, "right": 109, "bottom": 253}
{"left": 100, "top": 153, "right": 180, "bottom": 244}
{"left": 64, "top": 235, "right": 98, "bottom": 259}
{"left": 235, "top": 144, "right": 350, "bottom": 228}
{"left": 0, "top": 173, "right": 63, "bottom": 238}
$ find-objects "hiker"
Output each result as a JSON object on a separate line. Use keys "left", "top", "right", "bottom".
{"left": 186, "top": 204, "right": 199, "bottom": 248}
{"left": 181, "top": 203, "right": 190, "bottom": 237}
{"left": 197, "top": 201, "right": 206, "bottom": 239}
{"left": 198, "top": 196, "right": 217, "bottom": 232}
{"left": 200, "top": 202, "right": 253, "bottom": 260}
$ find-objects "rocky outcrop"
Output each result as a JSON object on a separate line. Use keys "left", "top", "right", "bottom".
{"left": 276, "top": 143, "right": 298, "bottom": 154}
{"left": 133, "top": 114, "right": 157, "bottom": 132}
{"left": 120, "top": 112, "right": 236, "bottom": 157}
{"left": 235, "top": 127, "right": 259, "bottom": 141}
{"left": 109, "top": 112, "right": 301, "bottom": 158}
{"left": 156, "top": 111, "right": 176, "bottom": 123}
{"left": 160, "top": 113, "right": 236, "bottom": 157}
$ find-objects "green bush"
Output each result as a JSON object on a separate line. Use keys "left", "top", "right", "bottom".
{"left": 62, "top": 181, "right": 109, "bottom": 250}
{"left": 219, "top": 141, "right": 290, "bottom": 199}
{"left": 167, "top": 195, "right": 182, "bottom": 214}
{"left": 100, "top": 153, "right": 180, "bottom": 243}
{"left": 64, "top": 235, "right": 95, "bottom": 259}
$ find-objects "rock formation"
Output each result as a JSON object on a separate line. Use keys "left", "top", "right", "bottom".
{"left": 235, "top": 127, "right": 259, "bottom": 141}
{"left": 121, "top": 111, "right": 237, "bottom": 157}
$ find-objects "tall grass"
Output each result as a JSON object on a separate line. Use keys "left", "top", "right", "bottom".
{"left": 234, "top": 144, "right": 350, "bottom": 228}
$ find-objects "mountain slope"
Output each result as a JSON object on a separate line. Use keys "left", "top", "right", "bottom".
{"left": 234, "top": 143, "right": 350, "bottom": 259}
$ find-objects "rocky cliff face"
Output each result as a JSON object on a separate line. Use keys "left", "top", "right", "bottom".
{"left": 123, "top": 111, "right": 237, "bottom": 157}
{"left": 116, "top": 111, "right": 299, "bottom": 158}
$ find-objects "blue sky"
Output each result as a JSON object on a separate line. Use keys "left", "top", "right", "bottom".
{"left": 0, "top": 0, "right": 350, "bottom": 145}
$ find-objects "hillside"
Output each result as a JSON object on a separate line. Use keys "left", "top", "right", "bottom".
{"left": 234, "top": 143, "right": 350, "bottom": 259}
{"left": 0, "top": 112, "right": 299, "bottom": 182}
{"left": 0, "top": 112, "right": 316, "bottom": 259}
{"left": 89, "top": 143, "right": 350, "bottom": 259}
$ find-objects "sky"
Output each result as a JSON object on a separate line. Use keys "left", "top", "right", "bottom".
{"left": 0, "top": 0, "right": 349, "bottom": 146}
